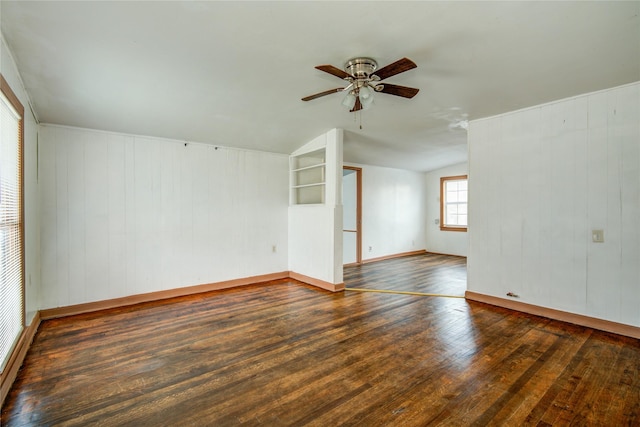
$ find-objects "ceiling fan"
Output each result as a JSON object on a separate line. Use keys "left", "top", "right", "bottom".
{"left": 302, "top": 57, "right": 419, "bottom": 112}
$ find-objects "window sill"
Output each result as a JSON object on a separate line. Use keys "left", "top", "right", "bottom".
{"left": 440, "top": 226, "right": 467, "bottom": 232}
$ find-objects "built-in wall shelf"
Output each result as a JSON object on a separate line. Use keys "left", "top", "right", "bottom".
{"left": 292, "top": 182, "right": 326, "bottom": 189}
{"left": 292, "top": 163, "right": 326, "bottom": 173}
{"left": 290, "top": 148, "right": 326, "bottom": 205}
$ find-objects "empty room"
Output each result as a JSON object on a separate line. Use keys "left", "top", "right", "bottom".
{"left": 1, "top": 1, "right": 639, "bottom": 425}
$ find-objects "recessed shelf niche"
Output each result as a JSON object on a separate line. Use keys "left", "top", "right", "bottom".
{"left": 290, "top": 147, "right": 326, "bottom": 205}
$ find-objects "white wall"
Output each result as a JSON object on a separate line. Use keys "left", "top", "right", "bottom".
{"left": 468, "top": 81, "right": 640, "bottom": 327}
{"left": 1, "top": 36, "right": 41, "bottom": 324}
{"left": 425, "top": 162, "right": 468, "bottom": 256}
{"left": 288, "top": 129, "right": 343, "bottom": 284}
{"left": 38, "top": 125, "right": 289, "bottom": 309}
{"left": 346, "top": 162, "right": 427, "bottom": 261}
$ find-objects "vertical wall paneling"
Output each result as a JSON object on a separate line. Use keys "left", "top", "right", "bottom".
{"left": 424, "top": 162, "right": 468, "bottom": 257}
{"left": 123, "top": 136, "right": 137, "bottom": 296}
{"left": 39, "top": 127, "right": 59, "bottom": 308}
{"left": 345, "top": 163, "right": 427, "bottom": 260}
{"left": 288, "top": 129, "right": 343, "bottom": 285}
{"left": 467, "top": 120, "right": 487, "bottom": 292}
{"left": 618, "top": 84, "right": 640, "bottom": 326}
{"left": 66, "top": 132, "right": 86, "bottom": 305}
{"left": 327, "top": 130, "right": 344, "bottom": 284}
{"left": 209, "top": 148, "right": 235, "bottom": 277}
{"left": 499, "top": 112, "right": 523, "bottom": 297}
{"left": 83, "top": 131, "right": 110, "bottom": 302}
{"left": 132, "top": 137, "right": 156, "bottom": 293}
{"left": 175, "top": 140, "right": 192, "bottom": 287}
{"left": 190, "top": 144, "right": 210, "bottom": 284}
{"left": 107, "top": 133, "right": 128, "bottom": 299}
{"left": 38, "top": 125, "right": 288, "bottom": 309}
{"left": 519, "top": 108, "right": 544, "bottom": 305}
{"left": 53, "top": 132, "right": 70, "bottom": 307}
{"left": 586, "top": 91, "right": 612, "bottom": 318}
{"left": 468, "top": 81, "right": 640, "bottom": 327}
{"left": 466, "top": 121, "right": 485, "bottom": 289}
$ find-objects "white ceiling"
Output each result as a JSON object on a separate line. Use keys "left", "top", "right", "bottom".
{"left": 1, "top": 1, "right": 639, "bottom": 172}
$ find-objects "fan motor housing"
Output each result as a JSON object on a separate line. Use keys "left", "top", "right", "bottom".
{"left": 345, "top": 58, "right": 378, "bottom": 78}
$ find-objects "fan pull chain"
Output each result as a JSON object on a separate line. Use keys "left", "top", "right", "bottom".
{"left": 351, "top": 110, "right": 364, "bottom": 130}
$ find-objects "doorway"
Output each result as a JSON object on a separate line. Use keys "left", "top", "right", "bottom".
{"left": 342, "top": 166, "right": 362, "bottom": 265}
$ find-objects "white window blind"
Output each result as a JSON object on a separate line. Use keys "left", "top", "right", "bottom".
{"left": 0, "top": 81, "right": 24, "bottom": 373}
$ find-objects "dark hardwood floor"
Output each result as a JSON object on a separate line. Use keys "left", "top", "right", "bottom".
{"left": 344, "top": 252, "right": 467, "bottom": 296}
{"left": 3, "top": 255, "right": 639, "bottom": 426}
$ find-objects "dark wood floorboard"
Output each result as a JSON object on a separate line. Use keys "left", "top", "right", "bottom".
{"left": 3, "top": 255, "right": 639, "bottom": 426}
{"left": 344, "top": 253, "right": 467, "bottom": 295}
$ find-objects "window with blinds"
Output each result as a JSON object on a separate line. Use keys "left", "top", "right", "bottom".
{"left": 0, "top": 75, "right": 24, "bottom": 373}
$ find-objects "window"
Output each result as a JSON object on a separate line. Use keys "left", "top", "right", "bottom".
{"left": 440, "top": 175, "right": 467, "bottom": 232}
{"left": 0, "top": 74, "right": 24, "bottom": 373}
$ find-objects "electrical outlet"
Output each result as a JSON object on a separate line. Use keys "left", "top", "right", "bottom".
{"left": 272, "top": 245, "right": 277, "bottom": 253}
{"left": 592, "top": 229, "right": 604, "bottom": 243}
{"left": 368, "top": 246, "right": 372, "bottom": 252}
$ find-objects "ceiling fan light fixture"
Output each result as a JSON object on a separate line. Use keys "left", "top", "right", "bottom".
{"left": 359, "top": 85, "right": 374, "bottom": 109}
{"left": 342, "top": 91, "right": 357, "bottom": 110}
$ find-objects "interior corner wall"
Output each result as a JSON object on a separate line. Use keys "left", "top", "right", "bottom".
{"left": 345, "top": 162, "right": 427, "bottom": 261}
{"left": 425, "top": 162, "right": 468, "bottom": 257}
{"left": 288, "top": 129, "right": 343, "bottom": 285}
{"left": 1, "top": 36, "right": 41, "bottom": 325}
{"left": 468, "top": 81, "right": 640, "bottom": 327}
{"left": 38, "top": 125, "right": 289, "bottom": 309}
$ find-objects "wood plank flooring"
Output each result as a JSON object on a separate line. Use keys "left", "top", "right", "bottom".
{"left": 3, "top": 254, "right": 639, "bottom": 426}
{"left": 344, "top": 252, "right": 467, "bottom": 296}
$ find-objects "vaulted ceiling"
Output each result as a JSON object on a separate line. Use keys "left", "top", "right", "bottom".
{"left": 1, "top": 1, "right": 638, "bottom": 171}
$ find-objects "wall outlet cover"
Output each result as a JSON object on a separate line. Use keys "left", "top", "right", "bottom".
{"left": 592, "top": 229, "right": 604, "bottom": 243}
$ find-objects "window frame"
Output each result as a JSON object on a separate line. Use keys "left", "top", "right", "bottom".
{"left": 440, "top": 174, "right": 468, "bottom": 232}
{"left": 0, "top": 73, "right": 25, "bottom": 375}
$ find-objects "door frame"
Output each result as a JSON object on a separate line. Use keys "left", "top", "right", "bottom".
{"left": 343, "top": 166, "right": 362, "bottom": 265}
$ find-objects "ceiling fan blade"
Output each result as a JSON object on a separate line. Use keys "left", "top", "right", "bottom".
{"left": 377, "top": 83, "right": 419, "bottom": 99}
{"left": 315, "top": 65, "right": 352, "bottom": 80}
{"left": 350, "top": 97, "right": 363, "bottom": 112}
{"left": 301, "top": 87, "right": 344, "bottom": 101}
{"left": 372, "top": 57, "right": 417, "bottom": 81}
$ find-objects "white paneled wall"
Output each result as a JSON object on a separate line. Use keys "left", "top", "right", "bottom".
{"left": 346, "top": 163, "right": 427, "bottom": 260}
{"left": 424, "top": 162, "right": 468, "bottom": 256}
{"left": 288, "top": 129, "right": 343, "bottom": 285}
{"left": 468, "top": 82, "right": 640, "bottom": 327}
{"left": 39, "top": 125, "right": 289, "bottom": 309}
